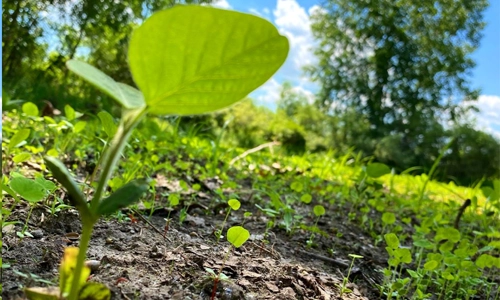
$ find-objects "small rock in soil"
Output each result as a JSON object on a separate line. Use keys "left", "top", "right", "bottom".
{"left": 2, "top": 224, "right": 16, "bottom": 235}
{"left": 31, "top": 229, "right": 44, "bottom": 239}
{"left": 281, "top": 286, "right": 296, "bottom": 298}
{"left": 265, "top": 281, "right": 280, "bottom": 293}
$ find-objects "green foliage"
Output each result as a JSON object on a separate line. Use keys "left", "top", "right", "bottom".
{"left": 66, "top": 60, "right": 145, "bottom": 109}
{"left": 226, "top": 226, "right": 250, "bottom": 248}
{"left": 228, "top": 199, "right": 241, "bottom": 211}
{"left": 366, "top": 163, "right": 391, "bottom": 178}
{"left": 8, "top": 129, "right": 31, "bottom": 150}
{"left": 9, "top": 176, "right": 46, "bottom": 203}
{"left": 96, "top": 180, "right": 149, "bottom": 216}
{"left": 308, "top": 0, "right": 487, "bottom": 138}
{"left": 129, "top": 6, "right": 288, "bottom": 115}
{"left": 3, "top": 1, "right": 217, "bottom": 111}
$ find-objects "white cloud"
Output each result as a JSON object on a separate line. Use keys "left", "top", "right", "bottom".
{"left": 210, "top": 0, "right": 232, "bottom": 9}
{"left": 250, "top": 0, "right": 320, "bottom": 107}
{"left": 292, "top": 86, "right": 315, "bottom": 104}
{"left": 273, "top": 0, "right": 317, "bottom": 69}
{"left": 474, "top": 95, "right": 500, "bottom": 138}
{"left": 254, "top": 78, "right": 281, "bottom": 104}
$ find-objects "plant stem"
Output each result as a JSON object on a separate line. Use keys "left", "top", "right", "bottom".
{"left": 69, "top": 108, "right": 145, "bottom": 300}
{"left": 22, "top": 205, "right": 34, "bottom": 234}
{"left": 217, "top": 208, "right": 231, "bottom": 243}
{"left": 211, "top": 246, "right": 233, "bottom": 300}
{"left": 68, "top": 221, "right": 94, "bottom": 300}
{"left": 90, "top": 109, "right": 146, "bottom": 212}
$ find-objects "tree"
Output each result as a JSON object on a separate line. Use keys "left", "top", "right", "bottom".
{"left": 3, "top": 0, "right": 214, "bottom": 112}
{"left": 442, "top": 125, "right": 500, "bottom": 184}
{"left": 307, "top": 0, "right": 488, "bottom": 140}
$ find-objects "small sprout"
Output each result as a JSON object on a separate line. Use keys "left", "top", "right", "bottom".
{"left": 313, "top": 205, "right": 325, "bottom": 217}
{"left": 382, "top": 212, "right": 396, "bottom": 225}
{"left": 210, "top": 226, "right": 250, "bottom": 300}
{"left": 338, "top": 254, "right": 363, "bottom": 297}
{"left": 216, "top": 199, "right": 241, "bottom": 243}
{"left": 307, "top": 205, "right": 326, "bottom": 247}
{"left": 291, "top": 181, "right": 303, "bottom": 192}
{"left": 300, "top": 193, "right": 312, "bottom": 204}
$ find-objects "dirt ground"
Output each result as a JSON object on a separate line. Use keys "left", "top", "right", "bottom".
{"left": 2, "top": 175, "right": 388, "bottom": 300}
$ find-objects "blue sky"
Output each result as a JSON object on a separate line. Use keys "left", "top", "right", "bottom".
{"left": 211, "top": 0, "right": 500, "bottom": 137}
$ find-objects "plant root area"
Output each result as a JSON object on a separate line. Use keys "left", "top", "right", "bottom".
{"left": 2, "top": 182, "right": 388, "bottom": 300}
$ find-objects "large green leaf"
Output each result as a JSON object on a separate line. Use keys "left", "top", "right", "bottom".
{"left": 96, "top": 179, "right": 149, "bottom": 216}
{"left": 128, "top": 5, "right": 289, "bottom": 115}
{"left": 66, "top": 60, "right": 146, "bottom": 110}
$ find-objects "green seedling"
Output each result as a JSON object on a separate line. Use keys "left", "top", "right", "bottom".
{"left": 8, "top": 174, "right": 55, "bottom": 238}
{"left": 383, "top": 233, "right": 412, "bottom": 299}
{"left": 306, "top": 205, "right": 325, "bottom": 248}
{"left": 338, "top": 254, "right": 363, "bottom": 297}
{"left": 25, "top": 247, "right": 110, "bottom": 300}
{"left": 376, "top": 212, "right": 396, "bottom": 246}
{"left": 241, "top": 211, "right": 252, "bottom": 226}
{"left": 164, "top": 193, "right": 180, "bottom": 234}
{"left": 216, "top": 199, "right": 241, "bottom": 243}
{"left": 34, "top": 6, "right": 287, "bottom": 300}
{"left": 210, "top": 226, "right": 250, "bottom": 300}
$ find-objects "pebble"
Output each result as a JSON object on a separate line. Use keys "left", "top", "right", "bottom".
{"left": 85, "top": 260, "right": 101, "bottom": 272}
{"left": 31, "top": 229, "right": 44, "bottom": 239}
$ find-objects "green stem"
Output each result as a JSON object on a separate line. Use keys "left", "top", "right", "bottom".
{"left": 90, "top": 109, "right": 146, "bottom": 212}
{"left": 69, "top": 108, "right": 146, "bottom": 300}
{"left": 67, "top": 221, "right": 94, "bottom": 300}
{"left": 22, "top": 205, "right": 34, "bottom": 234}
{"left": 217, "top": 208, "right": 231, "bottom": 243}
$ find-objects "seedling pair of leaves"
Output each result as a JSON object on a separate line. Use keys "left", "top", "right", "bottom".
{"left": 210, "top": 226, "right": 250, "bottom": 300}
{"left": 215, "top": 199, "right": 241, "bottom": 242}
{"left": 32, "top": 5, "right": 288, "bottom": 300}
{"left": 25, "top": 247, "right": 110, "bottom": 300}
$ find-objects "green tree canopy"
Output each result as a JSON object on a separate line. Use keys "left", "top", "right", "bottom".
{"left": 307, "top": 0, "right": 488, "bottom": 139}
{"left": 2, "top": 0, "right": 213, "bottom": 112}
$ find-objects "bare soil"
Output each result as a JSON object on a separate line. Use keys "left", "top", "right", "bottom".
{"left": 2, "top": 175, "right": 388, "bottom": 300}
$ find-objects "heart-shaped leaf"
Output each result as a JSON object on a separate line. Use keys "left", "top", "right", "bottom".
{"left": 66, "top": 60, "right": 146, "bottom": 110}
{"left": 226, "top": 226, "right": 250, "bottom": 248}
{"left": 128, "top": 5, "right": 289, "bottom": 115}
{"left": 313, "top": 205, "right": 325, "bottom": 217}
{"left": 22, "top": 102, "right": 39, "bottom": 117}
{"left": 96, "top": 179, "right": 149, "bottom": 216}
{"left": 228, "top": 199, "right": 241, "bottom": 211}
{"left": 9, "top": 176, "right": 46, "bottom": 203}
